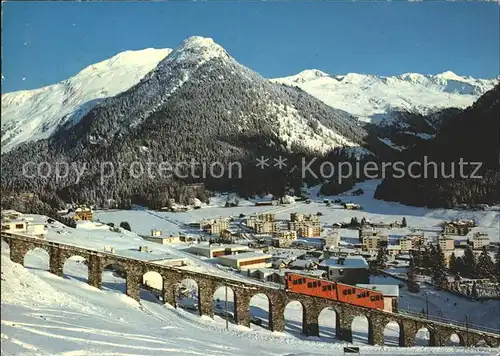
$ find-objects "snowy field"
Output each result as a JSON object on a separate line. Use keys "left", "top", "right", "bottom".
{"left": 2, "top": 241, "right": 498, "bottom": 356}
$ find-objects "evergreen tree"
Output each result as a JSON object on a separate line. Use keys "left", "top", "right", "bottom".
{"left": 476, "top": 246, "right": 496, "bottom": 279}
{"left": 471, "top": 281, "right": 478, "bottom": 298}
{"left": 350, "top": 217, "right": 359, "bottom": 228}
{"left": 375, "top": 245, "right": 388, "bottom": 271}
{"left": 432, "top": 243, "right": 448, "bottom": 288}
{"left": 463, "top": 245, "right": 477, "bottom": 278}
{"left": 401, "top": 217, "right": 407, "bottom": 228}
{"left": 119, "top": 221, "right": 131, "bottom": 231}
{"left": 454, "top": 257, "right": 465, "bottom": 279}
{"left": 449, "top": 252, "right": 458, "bottom": 274}
{"left": 407, "top": 257, "right": 420, "bottom": 293}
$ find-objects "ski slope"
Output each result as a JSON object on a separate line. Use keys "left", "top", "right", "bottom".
{"left": 2, "top": 241, "right": 498, "bottom": 356}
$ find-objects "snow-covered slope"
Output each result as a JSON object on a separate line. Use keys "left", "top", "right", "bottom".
{"left": 1, "top": 48, "right": 172, "bottom": 153}
{"left": 273, "top": 70, "right": 498, "bottom": 123}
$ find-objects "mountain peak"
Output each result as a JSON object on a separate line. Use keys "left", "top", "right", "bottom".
{"left": 436, "top": 70, "right": 464, "bottom": 81}
{"left": 163, "top": 36, "right": 230, "bottom": 66}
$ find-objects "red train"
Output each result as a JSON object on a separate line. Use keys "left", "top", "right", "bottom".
{"left": 285, "top": 272, "right": 385, "bottom": 310}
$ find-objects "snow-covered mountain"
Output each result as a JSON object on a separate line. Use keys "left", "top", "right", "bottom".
{"left": 273, "top": 69, "right": 498, "bottom": 124}
{"left": 1, "top": 36, "right": 367, "bottom": 206}
{"left": 1, "top": 48, "right": 172, "bottom": 153}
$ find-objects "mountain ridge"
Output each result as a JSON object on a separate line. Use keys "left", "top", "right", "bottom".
{"left": 2, "top": 40, "right": 498, "bottom": 154}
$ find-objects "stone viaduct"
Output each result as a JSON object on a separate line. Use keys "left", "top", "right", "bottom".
{"left": 2, "top": 233, "right": 499, "bottom": 348}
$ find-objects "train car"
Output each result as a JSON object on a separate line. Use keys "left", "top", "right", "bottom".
{"left": 286, "top": 272, "right": 338, "bottom": 300}
{"left": 285, "top": 272, "right": 384, "bottom": 310}
{"left": 335, "top": 282, "right": 384, "bottom": 310}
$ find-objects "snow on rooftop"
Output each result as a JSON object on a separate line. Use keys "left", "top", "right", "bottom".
{"left": 357, "top": 284, "right": 399, "bottom": 297}
{"left": 218, "top": 252, "right": 272, "bottom": 261}
{"left": 320, "top": 255, "right": 369, "bottom": 269}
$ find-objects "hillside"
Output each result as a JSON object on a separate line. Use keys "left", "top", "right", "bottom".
{"left": 374, "top": 85, "right": 500, "bottom": 208}
{"left": 1, "top": 48, "right": 173, "bottom": 153}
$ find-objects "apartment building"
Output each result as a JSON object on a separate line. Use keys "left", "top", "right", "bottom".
{"left": 257, "top": 213, "right": 275, "bottom": 222}
{"left": 254, "top": 220, "right": 279, "bottom": 234}
{"left": 472, "top": 233, "right": 490, "bottom": 250}
{"left": 272, "top": 230, "right": 298, "bottom": 248}
{"left": 289, "top": 213, "right": 321, "bottom": 237}
{"left": 200, "top": 218, "right": 229, "bottom": 235}
{"left": 438, "top": 236, "right": 455, "bottom": 251}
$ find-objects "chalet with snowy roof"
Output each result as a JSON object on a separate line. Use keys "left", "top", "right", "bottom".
{"left": 319, "top": 255, "right": 369, "bottom": 284}
{"left": 443, "top": 220, "right": 473, "bottom": 236}
{"left": 74, "top": 205, "right": 93, "bottom": 221}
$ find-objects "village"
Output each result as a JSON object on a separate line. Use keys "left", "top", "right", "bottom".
{"left": 2, "top": 194, "right": 498, "bottom": 316}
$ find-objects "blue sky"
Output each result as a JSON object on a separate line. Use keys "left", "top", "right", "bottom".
{"left": 2, "top": 1, "right": 499, "bottom": 93}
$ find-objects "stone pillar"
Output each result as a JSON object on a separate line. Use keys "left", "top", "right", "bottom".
{"left": 49, "top": 247, "right": 63, "bottom": 277}
{"left": 88, "top": 255, "right": 103, "bottom": 289}
{"left": 370, "top": 323, "right": 384, "bottom": 346}
{"left": 337, "top": 311, "right": 353, "bottom": 343}
{"left": 302, "top": 307, "right": 320, "bottom": 337}
{"left": 269, "top": 299, "right": 285, "bottom": 332}
{"left": 401, "top": 320, "right": 418, "bottom": 347}
{"left": 10, "top": 240, "right": 28, "bottom": 265}
{"left": 233, "top": 290, "right": 250, "bottom": 328}
{"left": 126, "top": 272, "right": 141, "bottom": 302}
{"left": 162, "top": 277, "right": 178, "bottom": 307}
{"left": 197, "top": 279, "right": 215, "bottom": 318}
{"left": 368, "top": 315, "right": 386, "bottom": 346}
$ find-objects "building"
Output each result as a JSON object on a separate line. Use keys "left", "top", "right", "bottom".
{"left": 1, "top": 218, "right": 27, "bottom": 234}
{"left": 438, "top": 236, "right": 455, "bottom": 251}
{"left": 74, "top": 206, "right": 93, "bottom": 221}
{"left": 257, "top": 213, "right": 275, "bottom": 222}
{"left": 25, "top": 217, "right": 47, "bottom": 238}
{"left": 254, "top": 220, "right": 279, "bottom": 234}
{"left": 289, "top": 259, "right": 318, "bottom": 270}
{"left": 187, "top": 244, "right": 250, "bottom": 258}
{"left": 1, "top": 211, "right": 47, "bottom": 238}
{"left": 200, "top": 218, "right": 229, "bottom": 235}
{"left": 288, "top": 221, "right": 321, "bottom": 238}
{"left": 323, "top": 232, "right": 340, "bottom": 249}
{"left": 343, "top": 203, "right": 361, "bottom": 210}
{"left": 143, "top": 229, "right": 182, "bottom": 244}
{"left": 356, "top": 284, "right": 399, "bottom": 313}
{"left": 217, "top": 252, "right": 272, "bottom": 270}
{"left": 319, "top": 255, "right": 369, "bottom": 284}
{"left": 397, "top": 232, "right": 424, "bottom": 253}
{"left": 443, "top": 221, "right": 471, "bottom": 236}
{"left": 362, "top": 233, "right": 388, "bottom": 252}
{"left": 272, "top": 230, "right": 298, "bottom": 248}
{"left": 323, "top": 247, "right": 359, "bottom": 259}
{"left": 114, "top": 248, "right": 188, "bottom": 267}
{"left": 386, "top": 245, "right": 402, "bottom": 257}
{"left": 288, "top": 213, "right": 321, "bottom": 237}
{"left": 472, "top": 233, "right": 490, "bottom": 250}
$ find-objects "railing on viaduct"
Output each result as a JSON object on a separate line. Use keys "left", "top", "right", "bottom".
{"left": 2, "top": 232, "right": 499, "bottom": 348}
